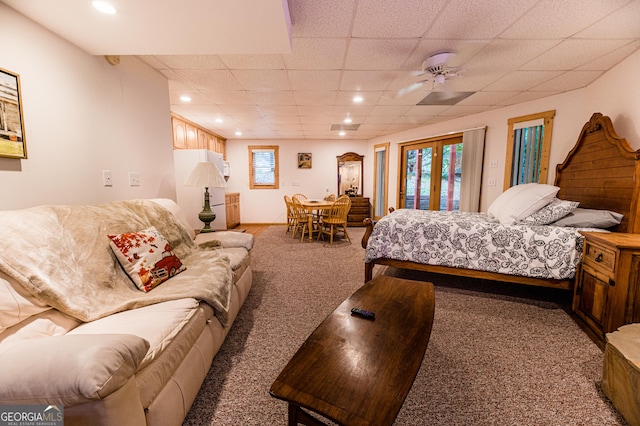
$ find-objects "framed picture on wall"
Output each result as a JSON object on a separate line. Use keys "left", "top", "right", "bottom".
{"left": 0, "top": 68, "right": 27, "bottom": 159}
{"left": 298, "top": 152, "right": 312, "bottom": 169}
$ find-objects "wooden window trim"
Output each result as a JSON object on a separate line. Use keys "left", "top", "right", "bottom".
{"left": 504, "top": 110, "right": 555, "bottom": 190}
{"left": 248, "top": 145, "right": 279, "bottom": 189}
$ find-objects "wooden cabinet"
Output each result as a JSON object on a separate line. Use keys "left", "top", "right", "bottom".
{"left": 171, "top": 113, "right": 226, "bottom": 156}
{"left": 347, "top": 197, "right": 371, "bottom": 227}
{"left": 573, "top": 232, "right": 640, "bottom": 347}
{"left": 225, "top": 193, "right": 240, "bottom": 229}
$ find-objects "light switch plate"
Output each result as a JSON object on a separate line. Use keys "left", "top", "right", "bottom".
{"left": 102, "top": 170, "right": 113, "bottom": 186}
{"left": 128, "top": 172, "right": 140, "bottom": 187}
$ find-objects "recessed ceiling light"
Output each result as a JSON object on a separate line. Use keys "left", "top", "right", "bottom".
{"left": 235, "top": 130, "right": 242, "bottom": 136}
{"left": 339, "top": 131, "right": 346, "bottom": 136}
{"left": 180, "top": 95, "right": 192, "bottom": 102}
{"left": 353, "top": 96, "right": 363, "bottom": 103}
{"left": 344, "top": 117, "right": 352, "bottom": 123}
{"left": 215, "top": 117, "right": 223, "bottom": 123}
{"left": 92, "top": 1, "right": 116, "bottom": 14}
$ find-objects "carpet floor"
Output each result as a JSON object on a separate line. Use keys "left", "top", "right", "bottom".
{"left": 183, "top": 225, "right": 627, "bottom": 425}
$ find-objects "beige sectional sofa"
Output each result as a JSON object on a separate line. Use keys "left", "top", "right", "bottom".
{"left": 0, "top": 198, "right": 253, "bottom": 425}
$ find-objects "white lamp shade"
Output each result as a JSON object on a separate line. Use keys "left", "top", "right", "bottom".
{"left": 184, "top": 162, "right": 226, "bottom": 188}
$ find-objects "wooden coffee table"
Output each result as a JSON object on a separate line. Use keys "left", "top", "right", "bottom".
{"left": 270, "top": 275, "right": 436, "bottom": 426}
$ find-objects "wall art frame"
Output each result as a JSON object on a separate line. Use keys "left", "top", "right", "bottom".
{"left": 0, "top": 67, "right": 27, "bottom": 159}
{"left": 298, "top": 152, "right": 312, "bottom": 169}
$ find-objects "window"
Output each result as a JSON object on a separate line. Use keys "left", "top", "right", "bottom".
{"left": 248, "top": 145, "right": 279, "bottom": 189}
{"left": 504, "top": 110, "right": 555, "bottom": 190}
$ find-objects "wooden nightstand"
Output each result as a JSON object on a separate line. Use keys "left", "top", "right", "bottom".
{"left": 573, "top": 232, "right": 640, "bottom": 348}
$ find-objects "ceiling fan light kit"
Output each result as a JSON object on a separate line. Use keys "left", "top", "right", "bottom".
{"left": 396, "top": 51, "right": 465, "bottom": 98}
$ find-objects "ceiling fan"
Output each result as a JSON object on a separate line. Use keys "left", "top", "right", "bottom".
{"left": 395, "top": 51, "right": 464, "bottom": 98}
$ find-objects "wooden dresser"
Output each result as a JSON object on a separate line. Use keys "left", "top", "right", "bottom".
{"left": 347, "top": 197, "right": 371, "bottom": 227}
{"left": 225, "top": 193, "right": 240, "bottom": 229}
{"left": 573, "top": 232, "right": 640, "bottom": 348}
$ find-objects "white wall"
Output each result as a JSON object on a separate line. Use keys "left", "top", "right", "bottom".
{"left": 365, "top": 49, "right": 640, "bottom": 213}
{"left": 224, "top": 139, "right": 368, "bottom": 224}
{"left": 0, "top": 4, "right": 176, "bottom": 210}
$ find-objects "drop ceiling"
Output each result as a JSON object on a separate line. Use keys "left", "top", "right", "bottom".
{"left": 4, "top": 0, "right": 640, "bottom": 140}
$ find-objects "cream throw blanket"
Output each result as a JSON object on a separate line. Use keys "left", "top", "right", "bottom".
{"left": 0, "top": 199, "right": 233, "bottom": 326}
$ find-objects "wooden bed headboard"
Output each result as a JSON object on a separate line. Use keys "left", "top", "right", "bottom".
{"left": 555, "top": 113, "right": 640, "bottom": 233}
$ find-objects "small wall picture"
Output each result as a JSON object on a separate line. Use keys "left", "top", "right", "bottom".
{"left": 298, "top": 152, "right": 312, "bottom": 169}
{"left": 0, "top": 67, "right": 27, "bottom": 159}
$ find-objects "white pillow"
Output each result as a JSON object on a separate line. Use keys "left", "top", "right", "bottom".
{"left": 487, "top": 183, "right": 560, "bottom": 225}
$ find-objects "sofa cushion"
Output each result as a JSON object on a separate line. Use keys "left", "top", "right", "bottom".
{"left": 0, "top": 309, "right": 80, "bottom": 348}
{"left": 0, "top": 334, "right": 149, "bottom": 406}
{"left": 0, "top": 271, "right": 51, "bottom": 335}
{"left": 68, "top": 298, "right": 200, "bottom": 370}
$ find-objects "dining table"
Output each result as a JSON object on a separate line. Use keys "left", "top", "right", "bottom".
{"left": 300, "top": 199, "right": 334, "bottom": 242}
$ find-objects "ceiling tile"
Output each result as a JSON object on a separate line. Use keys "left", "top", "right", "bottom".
{"left": 219, "top": 54, "right": 286, "bottom": 70}
{"left": 284, "top": 38, "right": 348, "bottom": 70}
{"left": 577, "top": 1, "right": 640, "bottom": 39}
{"left": 577, "top": 41, "right": 640, "bottom": 71}
{"left": 428, "top": 0, "right": 537, "bottom": 39}
{"left": 521, "top": 39, "right": 631, "bottom": 70}
{"left": 288, "top": 70, "right": 342, "bottom": 91}
{"left": 501, "top": 0, "right": 630, "bottom": 39}
{"left": 531, "top": 70, "right": 603, "bottom": 92}
{"left": 352, "top": 0, "right": 447, "bottom": 38}
{"left": 202, "top": 91, "right": 253, "bottom": 105}
{"left": 250, "top": 91, "right": 296, "bottom": 106}
{"left": 174, "top": 69, "right": 243, "bottom": 91}
{"left": 232, "top": 69, "right": 291, "bottom": 91}
{"left": 484, "top": 70, "right": 564, "bottom": 91}
{"left": 344, "top": 38, "right": 420, "bottom": 70}
{"left": 293, "top": 90, "right": 339, "bottom": 106}
{"left": 156, "top": 55, "right": 227, "bottom": 69}
{"left": 340, "top": 70, "right": 397, "bottom": 91}
{"left": 289, "top": 0, "right": 355, "bottom": 38}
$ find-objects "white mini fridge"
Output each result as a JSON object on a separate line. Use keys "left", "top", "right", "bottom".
{"left": 173, "top": 149, "right": 227, "bottom": 231}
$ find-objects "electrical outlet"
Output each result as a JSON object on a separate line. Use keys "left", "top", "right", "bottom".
{"left": 102, "top": 170, "right": 113, "bottom": 186}
{"left": 488, "top": 178, "right": 497, "bottom": 186}
{"left": 128, "top": 172, "right": 140, "bottom": 187}
{"left": 489, "top": 159, "right": 498, "bottom": 168}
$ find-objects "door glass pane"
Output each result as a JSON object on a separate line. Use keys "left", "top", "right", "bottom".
{"left": 440, "top": 143, "right": 462, "bottom": 211}
{"left": 404, "top": 148, "right": 432, "bottom": 210}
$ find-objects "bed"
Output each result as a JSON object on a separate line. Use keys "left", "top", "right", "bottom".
{"left": 362, "top": 113, "right": 640, "bottom": 289}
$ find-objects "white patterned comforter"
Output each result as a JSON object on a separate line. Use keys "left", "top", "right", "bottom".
{"left": 364, "top": 209, "right": 587, "bottom": 280}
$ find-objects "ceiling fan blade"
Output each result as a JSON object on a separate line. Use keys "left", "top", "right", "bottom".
{"left": 395, "top": 81, "right": 426, "bottom": 98}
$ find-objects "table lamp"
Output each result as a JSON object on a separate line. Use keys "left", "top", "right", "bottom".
{"left": 184, "top": 162, "right": 226, "bottom": 233}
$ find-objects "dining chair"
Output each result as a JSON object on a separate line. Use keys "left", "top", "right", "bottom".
{"left": 291, "top": 197, "right": 319, "bottom": 242}
{"left": 292, "top": 193, "right": 307, "bottom": 203}
{"left": 317, "top": 195, "right": 351, "bottom": 245}
{"left": 284, "top": 195, "right": 297, "bottom": 234}
{"left": 324, "top": 194, "right": 336, "bottom": 201}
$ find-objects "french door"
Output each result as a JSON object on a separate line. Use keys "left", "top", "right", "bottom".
{"left": 399, "top": 136, "right": 462, "bottom": 211}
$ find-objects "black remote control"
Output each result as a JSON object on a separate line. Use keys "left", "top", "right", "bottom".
{"left": 351, "top": 308, "right": 375, "bottom": 320}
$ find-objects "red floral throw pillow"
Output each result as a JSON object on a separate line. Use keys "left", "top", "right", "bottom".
{"left": 108, "top": 226, "right": 186, "bottom": 292}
